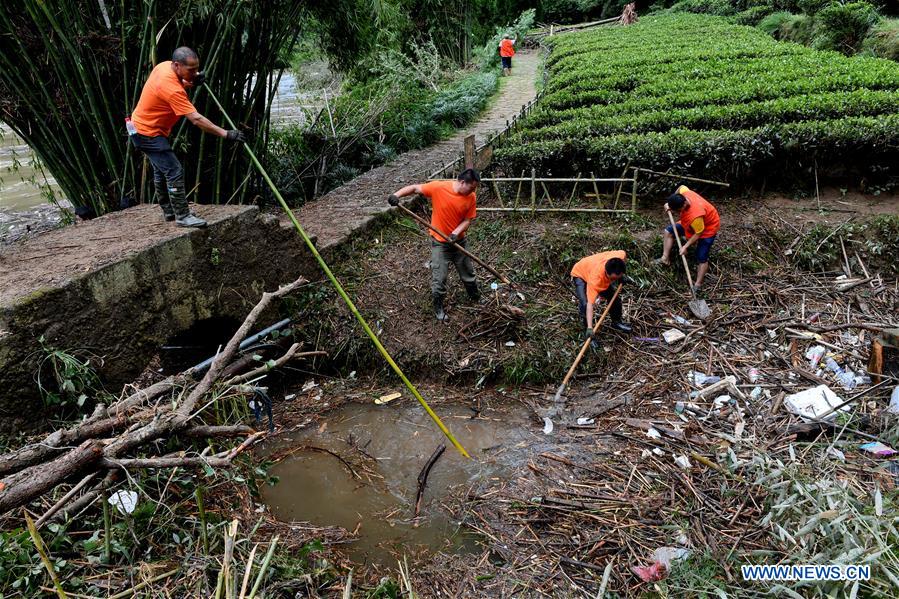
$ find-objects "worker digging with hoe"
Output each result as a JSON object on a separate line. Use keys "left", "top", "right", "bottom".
{"left": 571, "top": 250, "right": 632, "bottom": 347}
{"left": 655, "top": 185, "right": 721, "bottom": 294}
{"left": 129, "top": 46, "right": 246, "bottom": 228}
{"left": 388, "top": 169, "right": 481, "bottom": 322}
{"left": 499, "top": 34, "right": 516, "bottom": 76}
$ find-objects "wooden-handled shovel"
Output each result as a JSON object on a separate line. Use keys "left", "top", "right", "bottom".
{"left": 553, "top": 284, "right": 622, "bottom": 402}
{"left": 666, "top": 209, "right": 710, "bottom": 321}
{"left": 394, "top": 203, "right": 512, "bottom": 286}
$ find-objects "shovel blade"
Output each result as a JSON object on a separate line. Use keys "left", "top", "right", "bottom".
{"left": 688, "top": 299, "right": 711, "bottom": 320}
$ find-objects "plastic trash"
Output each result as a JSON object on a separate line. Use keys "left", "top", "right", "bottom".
{"left": 542, "top": 417, "right": 554, "bottom": 435}
{"left": 662, "top": 329, "right": 686, "bottom": 344}
{"left": 576, "top": 417, "right": 595, "bottom": 425}
{"left": 672, "top": 315, "right": 691, "bottom": 326}
{"left": 784, "top": 385, "right": 846, "bottom": 421}
{"left": 490, "top": 282, "right": 499, "bottom": 291}
{"left": 859, "top": 442, "right": 897, "bottom": 457}
{"left": 750, "top": 386, "right": 762, "bottom": 400}
{"left": 748, "top": 368, "right": 760, "bottom": 383}
{"left": 673, "top": 454, "right": 691, "bottom": 469}
{"left": 646, "top": 428, "right": 662, "bottom": 439}
{"left": 108, "top": 490, "right": 139, "bottom": 515}
{"left": 825, "top": 357, "right": 857, "bottom": 391}
{"left": 889, "top": 386, "right": 899, "bottom": 415}
{"left": 687, "top": 371, "right": 721, "bottom": 387}
{"left": 805, "top": 345, "right": 826, "bottom": 369}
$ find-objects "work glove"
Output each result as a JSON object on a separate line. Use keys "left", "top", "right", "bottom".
{"left": 225, "top": 129, "right": 246, "bottom": 143}
{"left": 387, "top": 194, "right": 400, "bottom": 207}
{"left": 193, "top": 71, "right": 206, "bottom": 88}
{"left": 583, "top": 328, "right": 594, "bottom": 340}
{"left": 448, "top": 233, "right": 458, "bottom": 243}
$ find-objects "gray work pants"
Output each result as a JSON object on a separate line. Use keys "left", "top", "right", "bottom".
{"left": 431, "top": 238, "right": 476, "bottom": 296}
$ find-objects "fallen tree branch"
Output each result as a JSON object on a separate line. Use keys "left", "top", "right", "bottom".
{"left": 415, "top": 443, "right": 446, "bottom": 517}
{"left": 223, "top": 344, "right": 328, "bottom": 386}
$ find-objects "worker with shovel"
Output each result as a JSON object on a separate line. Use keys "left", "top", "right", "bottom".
{"left": 129, "top": 46, "right": 246, "bottom": 228}
{"left": 388, "top": 169, "right": 481, "bottom": 322}
{"left": 571, "top": 250, "right": 632, "bottom": 346}
{"left": 655, "top": 185, "right": 720, "bottom": 294}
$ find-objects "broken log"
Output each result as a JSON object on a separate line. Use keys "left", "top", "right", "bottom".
{"left": 415, "top": 444, "right": 446, "bottom": 517}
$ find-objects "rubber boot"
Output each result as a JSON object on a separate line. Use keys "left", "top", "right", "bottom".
{"left": 433, "top": 294, "right": 448, "bottom": 322}
{"left": 153, "top": 177, "right": 176, "bottom": 221}
{"left": 464, "top": 282, "right": 481, "bottom": 303}
{"left": 169, "top": 177, "right": 207, "bottom": 228}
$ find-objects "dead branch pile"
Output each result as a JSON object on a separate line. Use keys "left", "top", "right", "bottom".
{"left": 0, "top": 277, "right": 324, "bottom": 522}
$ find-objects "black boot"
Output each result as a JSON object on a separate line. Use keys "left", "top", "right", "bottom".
{"left": 433, "top": 294, "right": 447, "bottom": 322}
{"left": 464, "top": 282, "right": 481, "bottom": 303}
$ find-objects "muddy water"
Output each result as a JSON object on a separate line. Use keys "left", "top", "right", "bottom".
{"left": 262, "top": 401, "right": 538, "bottom": 564}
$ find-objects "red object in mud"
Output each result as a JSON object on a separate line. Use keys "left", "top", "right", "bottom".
{"left": 632, "top": 561, "right": 668, "bottom": 582}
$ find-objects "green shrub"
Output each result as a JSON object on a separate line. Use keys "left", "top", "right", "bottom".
{"left": 734, "top": 5, "right": 777, "bottom": 25}
{"left": 813, "top": 1, "right": 881, "bottom": 53}
{"left": 668, "top": 0, "right": 737, "bottom": 15}
{"left": 780, "top": 12, "right": 815, "bottom": 43}
{"left": 797, "top": 0, "right": 830, "bottom": 14}
{"left": 758, "top": 10, "right": 797, "bottom": 34}
{"left": 861, "top": 17, "right": 899, "bottom": 59}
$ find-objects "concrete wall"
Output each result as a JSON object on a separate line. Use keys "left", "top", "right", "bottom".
{"left": 0, "top": 206, "right": 313, "bottom": 427}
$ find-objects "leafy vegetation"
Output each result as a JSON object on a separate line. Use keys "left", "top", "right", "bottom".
{"left": 494, "top": 14, "right": 899, "bottom": 186}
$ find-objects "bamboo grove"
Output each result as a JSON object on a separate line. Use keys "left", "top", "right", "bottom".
{"left": 0, "top": 1, "right": 341, "bottom": 214}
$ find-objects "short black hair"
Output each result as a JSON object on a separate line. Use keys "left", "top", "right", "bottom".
{"left": 666, "top": 193, "right": 686, "bottom": 210}
{"left": 172, "top": 47, "right": 199, "bottom": 64}
{"left": 605, "top": 257, "right": 626, "bottom": 275}
{"left": 457, "top": 168, "right": 481, "bottom": 184}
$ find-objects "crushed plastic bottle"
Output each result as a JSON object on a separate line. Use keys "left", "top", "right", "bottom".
{"left": 687, "top": 371, "right": 721, "bottom": 387}
{"left": 125, "top": 117, "right": 137, "bottom": 136}
{"left": 825, "top": 357, "right": 857, "bottom": 391}
{"left": 805, "top": 345, "right": 825, "bottom": 369}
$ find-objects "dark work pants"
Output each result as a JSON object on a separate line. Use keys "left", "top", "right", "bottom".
{"left": 431, "top": 238, "right": 477, "bottom": 296}
{"left": 572, "top": 277, "right": 622, "bottom": 328}
{"left": 130, "top": 133, "right": 188, "bottom": 217}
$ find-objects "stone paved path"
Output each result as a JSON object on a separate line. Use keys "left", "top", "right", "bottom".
{"left": 290, "top": 51, "right": 541, "bottom": 252}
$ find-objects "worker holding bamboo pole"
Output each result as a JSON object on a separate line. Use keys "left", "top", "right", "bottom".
{"left": 654, "top": 185, "right": 720, "bottom": 294}
{"left": 388, "top": 169, "right": 481, "bottom": 322}
{"left": 129, "top": 47, "right": 246, "bottom": 228}
{"left": 571, "top": 250, "right": 632, "bottom": 347}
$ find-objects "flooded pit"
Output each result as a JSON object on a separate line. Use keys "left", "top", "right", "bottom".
{"left": 261, "top": 400, "right": 539, "bottom": 565}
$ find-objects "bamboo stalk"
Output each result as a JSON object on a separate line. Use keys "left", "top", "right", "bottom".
{"left": 206, "top": 88, "right": 470, "bottom": 459}
{"left": 24, "top": 511, "right": 68, "bottom": 599}
{"left": 247, "top": 535, "right": 279, "bottom": 599}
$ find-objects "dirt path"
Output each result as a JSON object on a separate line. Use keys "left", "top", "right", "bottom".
{"left": 291, "top": 51, "right": 541, "bottom": 251}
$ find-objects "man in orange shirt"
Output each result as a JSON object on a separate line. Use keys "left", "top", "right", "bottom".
{"left": 388, "top": 169, "right": 480, "bottom": 321}
{"left": 571, "top": 250, "right": 632, "bottom": 344}
{"left": 499, "top": 35, "right": 516, "bottom": 76}
{"left": 130, "top": 47, "right": 246, "bottom": 227}
{"left": 655, "top": 185, "right": 720, "bottom": 294}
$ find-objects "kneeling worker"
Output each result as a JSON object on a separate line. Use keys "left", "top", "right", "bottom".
{"left": 571, "top": 250, "right": 632, "bottom": 344}
{"left": 655, "top": 185, "right": 720, "bottom": 294}
{"left": 388, "top": 169, "right": 481, "bottom": 322}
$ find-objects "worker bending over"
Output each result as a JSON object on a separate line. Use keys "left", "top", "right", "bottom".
{"left": 130, "top": 47, "right": 246, "bottom": 227}
{"left": 388, "top": 169, "right": 481, "bottom": 322}
{"left": 655, "top": 185, "right": 720, "bottom": 294}
{"left": 571, "top": 250, "right": 632, "bottom": 345}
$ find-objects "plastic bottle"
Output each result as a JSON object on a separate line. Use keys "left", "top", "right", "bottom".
{"left": 825, "top": 357, "right": 857, "bottom": 391}
{"left": 805, "top": 345, "right": 825, "bottom": 369}
{"left": 125, "top": 117, "right": 137, "bottom": 136}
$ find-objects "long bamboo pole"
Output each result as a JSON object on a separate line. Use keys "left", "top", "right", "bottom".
{"left": 205, "top": 87, "right": 469, "bottom": 458}
{"left": 553, "top": 285, "right": 622, "bottom": 402}
{"left": 394, "top": 204, "right": 511, "bottom": 285}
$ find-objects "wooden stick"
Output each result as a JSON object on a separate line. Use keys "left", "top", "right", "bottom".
{"left": 554, "top": 285, "right": 622, "bottom": 402}
{"left": 394, "top": 204, "right": 511, "bottom": 285}
{"left": 667, "top": 208, "right": 696, "bottom": 297}
{"left": 478, "top": 207, "right": 632, "bottom": 214}
{"left": 633, "top": 167, "right": 730, "bottom": 187}
{"left": 414, "top": 444, "right": 446, "bottom": 516}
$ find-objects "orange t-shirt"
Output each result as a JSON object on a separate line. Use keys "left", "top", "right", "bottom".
{"left": 420, "top": 180, "right": 477, "bottom": 241}
{"left": 677, "top": 186, "right": 720, "bottom": 239}
{"left": 570, "top": 250, "right": 627, "bottom": 304}
{"left": 499, "top": 39, "right": 515, "bottom": 58}
{"left": 131, "top": 61, "right": 197, "bottom": 137}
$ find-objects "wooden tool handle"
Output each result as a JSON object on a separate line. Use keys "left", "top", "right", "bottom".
{"left": 666, "top": 209, "right": 696, "bottom": 298}
{"left": 554, "top": 284, "right": 622, "bottom": 401}
{"left": 396, "top": 203, "right": 512, "bottom": 285}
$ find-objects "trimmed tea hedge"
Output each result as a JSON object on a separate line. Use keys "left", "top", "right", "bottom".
{"left": 494, "top": 14, "right": 899, "bottom": 184}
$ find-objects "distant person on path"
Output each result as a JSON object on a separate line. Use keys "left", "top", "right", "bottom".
{"left": 499, "top": 35, "right": 516, "bottom": 76}
{"left": 571, "top": 250, "right": 632, "bottom": 347}
{"left": 654, "top": 185, "right": 720, "bottom": 294}
{"left": 129, "top": 46, "right": 246, "bottom": 228}
{"left": 388, "top": 169, "right": 481, "bottom": 322}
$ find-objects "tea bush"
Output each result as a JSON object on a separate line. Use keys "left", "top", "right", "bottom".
{"left": 493, "top": 14, "right": 899, "bottom": 185}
